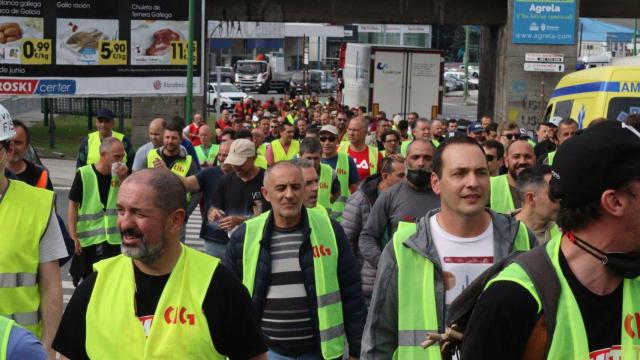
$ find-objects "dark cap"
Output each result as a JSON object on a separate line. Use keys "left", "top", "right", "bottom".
{"left": 550, "top": 120, "right": 640, "bottom": 208}
{"left": 468, "top": 122, "right": 483, "bottom": 133}
{"left": 96, "top": 108, "right": 114, "bottom": 120}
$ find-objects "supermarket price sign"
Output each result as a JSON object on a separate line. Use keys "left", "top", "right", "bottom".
{"left": 0, "top": 0, "right": 204, "bottom": 96}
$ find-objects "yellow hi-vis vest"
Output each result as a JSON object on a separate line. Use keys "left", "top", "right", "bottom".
{"left": 391, "top": 219, "right": 532, "bottom": 358}
{"left": 271, "top": 139, "right": 300, "bottom": 162}
{"left": 86, "top": 245, "right": 224, "bottom": 359}
{"left": 316, "top": 163, "right": 333, "bottom": 209}
{"left": 486, "top": 234, "right": 640, "bottom": 359}
{"left": 87, "top": 131, "right": 125, "bottom": 165}
{"left": 490, "top": 174, "right": 515, "bottom": 214}
{"left": 328, "top": 153, "right": 351, "bottom": 221}
{"left": 194, "top": 144, "right": 219, "bottom": 166}
{"left": 0, "top": 316, "right": 17, "bottom": 357}
{"left": 76, "top": 165, "right": 121, "bottom": 247}
{"left": 242, "top": 209, "right": 346, "bottom": 359}
{"left": 338, "top": 142, "right": 378, "bottom": 175}
{"left": 546, "top": 150, "right": 557, "bottom": 165}
{"left": 0, "top": 180, "right": 54, "bottom": 338}
{"left": 146, "top": 149, "right": 192, "bottom": 177}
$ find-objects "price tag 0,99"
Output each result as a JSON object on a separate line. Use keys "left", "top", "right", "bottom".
{"left": 98, "top": 40, "right": 127, "bottom": 65}
{"left": 21, "top": 39, "right": 52, "bottom": 65}
{"left": 169, "top": 41, "right": 197, "bottom": 65}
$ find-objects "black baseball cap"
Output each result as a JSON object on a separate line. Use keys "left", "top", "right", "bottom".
{"left": 550, "top": 120, "right": 640, "bottom": 208}
{"left": 96, "top": 108, "right": 114, "bottom": 120}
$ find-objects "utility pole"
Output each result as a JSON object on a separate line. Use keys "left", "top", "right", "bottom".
{"left": 185, "top": 0, "right": 195, "bottom": 123}
{"left": 634, "top": 19, "right": 638, "bottom": 56}
{"left": 463, "top": 25, "right": 470, "bottom": 102}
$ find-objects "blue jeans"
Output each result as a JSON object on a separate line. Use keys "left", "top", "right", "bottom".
{"left": 267, "top": 350, "right": 323, "bottom": 360}
{"left": 204, "top": 240, "right": 228, "bottom": 259}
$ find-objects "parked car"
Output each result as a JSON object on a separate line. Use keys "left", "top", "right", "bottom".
{"left": 207, "top": 82, "right": 247, "bottom": 110}
{"left": 209, "top": 66, "right": 235, "bottom": 83}
{"left": 458, "top": 65, "right": 480, "bottom": 78}
{"left": 290, "top": 70, "right": 335, "bottom": 94}
{"left": 444, "top": 71, "right": 479, "bottom": 90}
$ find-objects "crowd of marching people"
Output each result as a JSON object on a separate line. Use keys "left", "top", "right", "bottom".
{"left": 1, "top": 93, "right": 640, "bottom": 359}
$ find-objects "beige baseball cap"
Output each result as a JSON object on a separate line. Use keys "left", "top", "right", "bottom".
{"left": 224, "top": 139, "right": 256, "bottom": 166}
{"left": 319, "top": 125, "right": 339, "bottom": 136}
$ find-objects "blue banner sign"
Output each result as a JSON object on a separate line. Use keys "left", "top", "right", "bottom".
{"left": 512, "top": 0, "right": 576, "bottom": 45}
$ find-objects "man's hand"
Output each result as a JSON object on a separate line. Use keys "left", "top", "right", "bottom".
{"left": 153, "top": 158, "right": 167, "bottom": 169}
{"left": 208, "top": 208, "right": 225, "bottom": 223}
{"left": 218, "top": 215, "right": 245, "bottom": 231}
{"left": 73, "top": 238, "right": 82, "bottom": 255}
{"left": 115, "top": 163, "right": 128, "bottom": 180}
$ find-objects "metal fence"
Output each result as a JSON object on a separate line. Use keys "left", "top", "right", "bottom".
{"left": 42, "top": 98, "right": 131, "bottom": 118}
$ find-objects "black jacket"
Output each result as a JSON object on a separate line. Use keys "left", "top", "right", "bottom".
{"left": 223, "top": 207, "right": 367, "bottom": 357}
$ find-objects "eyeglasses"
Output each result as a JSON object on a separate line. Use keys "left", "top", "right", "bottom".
{"left": 486, "top": 154, "right": 496, "bottom": 162}
{"left": 319, "top": 136, "right": 337, "bottom": 142}
{"left": 0, "top": 140, "right": 10, "bottom": 151}
{"left": 502, "top": 134, "right": 519, "bottom": 140}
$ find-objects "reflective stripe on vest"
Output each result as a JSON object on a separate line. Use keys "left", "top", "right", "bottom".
{"left": 194, "top": 144, "right": 219, "bottom": 166}
{"left": 329, "top": 153, "right": 351, "bottom": 222}
{"left": 486, "top": 234, "right": 640, "bottom": 359}
{"left": 0, "top": 316, "right": 16, "bottom": 359}
{"left": 86, "top": 245, "right": 224, "bottom": 359}
{"left": 87, "top": 131, "right": 125, "bottom": 165}
{"left": 547, "top": 150, "right": 556, "bottom": 165}
{"left": 337, "top": 142, "right": 378, "bottom": 175}
{"left": 76, "top": 165, "right": 121, "bottom": 247}
{"left": 317, "top": 163, "right": 333, "bottom": 209}
{"left": 271, "top": 139, "right": 300, "bottom": 162}
{"left": 242, "top": 210, "right": 346, "bottom": 359}
{"left": 0, "top": 180, "right": 53, "bottom": 338}
{"left": 432, "top": 139, "right": 441, "bottom": 148}
{"left": 392, "top": 222, "right": 442, "bottom": 360}
{"left": 490, "top": 175, "right": 515, "bottom": 214}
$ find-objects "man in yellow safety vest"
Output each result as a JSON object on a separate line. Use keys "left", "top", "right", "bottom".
{"left": 362, "top": 136, "right": 535, "bottom": 358}
{"left": 0, "top": 105, "right": 65, "bottom": 356}
{"left": 489, "top": 139, "right": 536, "bottom": 214}
{"left": 68, "top": 137, "right": 128, "bottom": 280}
{"left": 223, "top": 161, "right": 367, "bottom": 360}
{"left": 266, "top": 122, "right": 300, "bottom": 165}
{"left": 462, "top": 120, "right": 640, "bottom": 359}
{"left": 54, "top": 168, "right": 268, "bottom": 359}
{"left": 76, "top": 108, "right": 134, "bottom": 170}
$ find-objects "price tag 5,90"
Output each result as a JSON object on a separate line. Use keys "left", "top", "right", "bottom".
{"left": 169, "top": 41, "right": 197, "bottom": 65}
{"left": 98, "top": 40, "right": 127, "bottom": 65}
{"left": 21, "top": 39, "right": 52, "bottom": 65}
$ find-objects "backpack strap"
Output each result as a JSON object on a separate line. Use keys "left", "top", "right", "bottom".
{"left": 513, "top": 245, "right": 560, "bottom": 358}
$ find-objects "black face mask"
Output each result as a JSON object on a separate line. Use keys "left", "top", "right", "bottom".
{"left": 406, "top": 169, "right": 431, "bottom": 189}
{"left": 568, "top": 231, "right": 640, "bottom": 279}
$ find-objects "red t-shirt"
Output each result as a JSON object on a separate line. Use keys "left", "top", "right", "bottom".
{"left": 187, "top": 123, "right": 201, "bottom": 146}
{"left": 348, "top": 146, "right": 383, "bottom": 180}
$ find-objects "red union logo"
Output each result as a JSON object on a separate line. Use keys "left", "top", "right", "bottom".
{"left": 153, "top": 80, "right": 162, "bottom": 90}
{"left": 0, "top": 79, "right": 37, "bottom": 94}
{"left": 163, "top": 306, "right": 196, "bottom": 326}
{"left": 312, "top": 245, "right": 332, "bottom": 258}
{"left": 624, "top": 312, "right": 640, "bottom": 339}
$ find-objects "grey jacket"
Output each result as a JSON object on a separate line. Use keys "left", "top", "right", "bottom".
{"left": 341, "top": 174, "right": 382, "bottom": 263}
{"left": 360, "top": 208, "right": 537, "bottom": 359}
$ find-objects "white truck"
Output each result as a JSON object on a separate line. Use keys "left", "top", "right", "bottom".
{"left": 341, "top": 43, "right": 444, "bottom": 119}
{"left": 234, "top": 53, "right": 291, "bottom": 93}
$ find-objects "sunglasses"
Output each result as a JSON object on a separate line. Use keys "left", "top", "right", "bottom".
{"left": 319, "top": 136, "right": 337, "bottom": 142}
{"left": 486, "top": 154, "right": 496, "bottom": 162}
{"left": 0, "top": 140, "right": 10, "bottom": 151}
{"left": 502, "top": 134, "right": 519, "bottom": 140}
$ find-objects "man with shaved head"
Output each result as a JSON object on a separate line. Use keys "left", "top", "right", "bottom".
{"left": 224, "top": 161, "right": 367, "bottom": 359}
{"left": 68, "top": 137, "right": 129, "bottom": 279}
{"left": 132, "top": 117, "right": 166, "bottom": 171}
{"left": 490, "top": 139, "right": 536, "bottom": 214}
{"left": 339, "top": 116, "right": 382, "bottom": 180}
{"left": 54, "top": 169, "right": 268, "bottom": 359}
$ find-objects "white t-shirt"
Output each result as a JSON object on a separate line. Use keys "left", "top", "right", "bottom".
{"left": 430, "top": 214, "right": 494, "bottom": 306}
